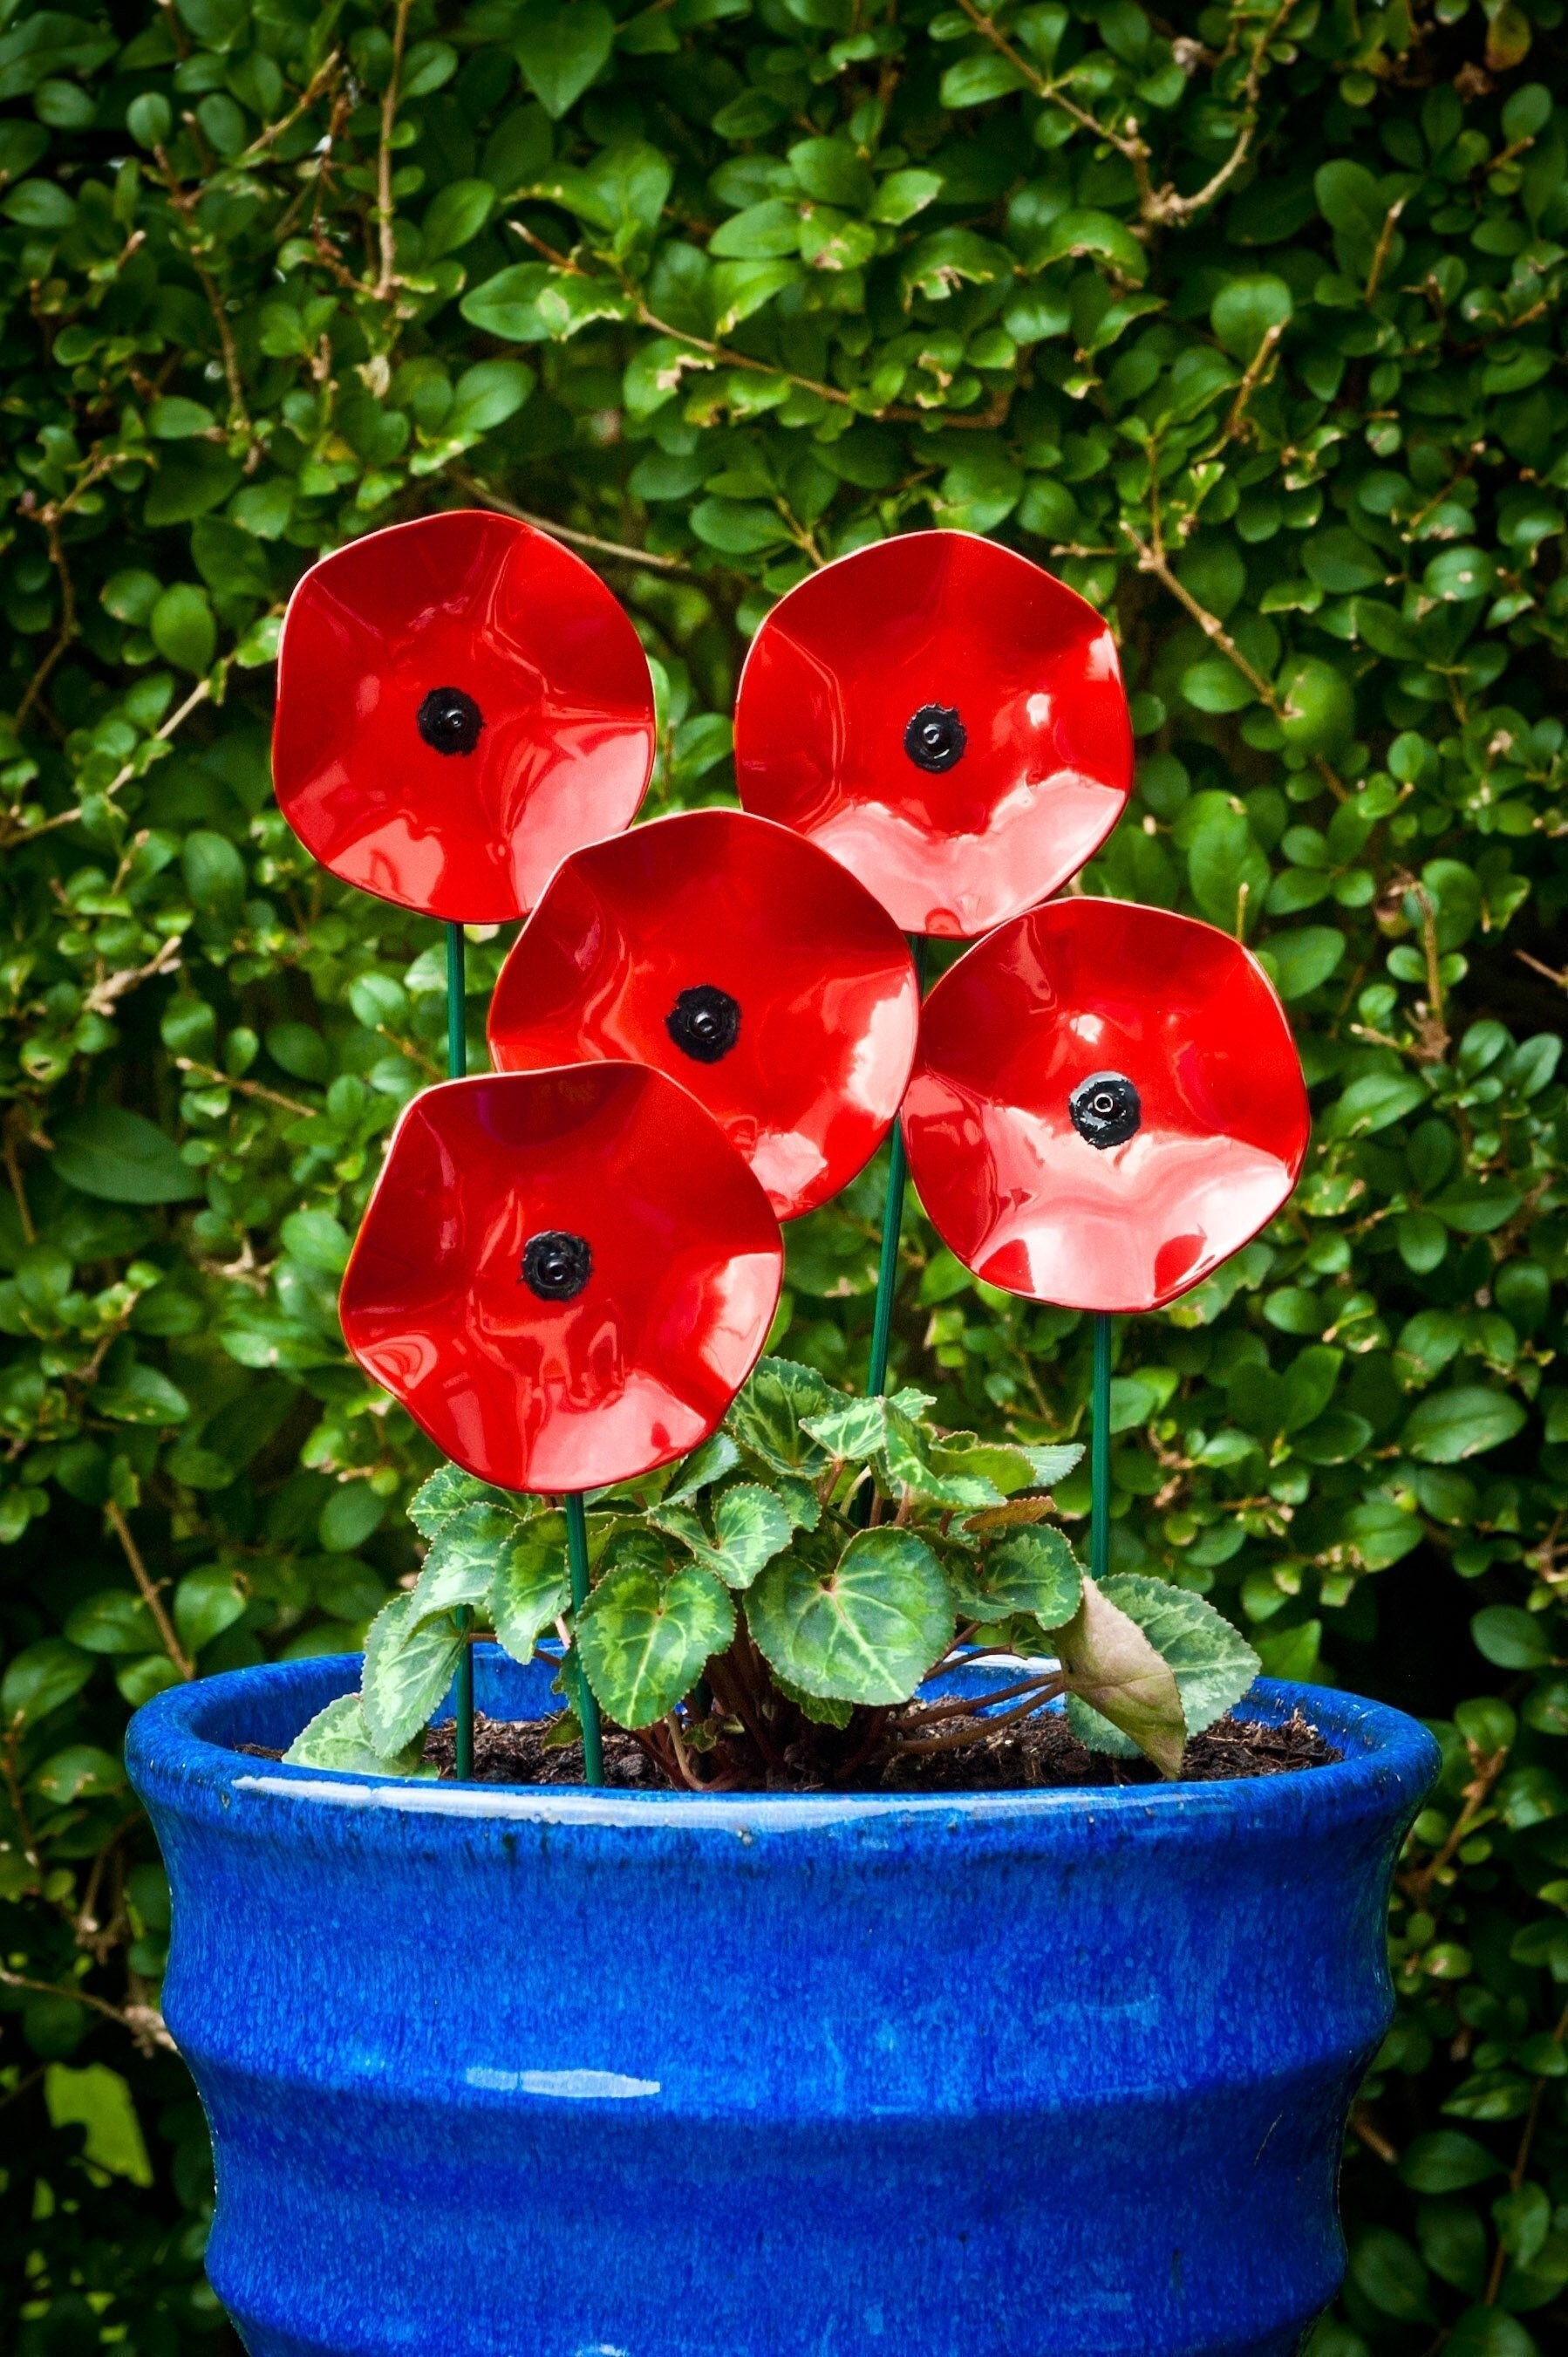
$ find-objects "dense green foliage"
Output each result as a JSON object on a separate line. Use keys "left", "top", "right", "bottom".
{"left": 2, "top": 0, "right": 1566, "bottom": 2346}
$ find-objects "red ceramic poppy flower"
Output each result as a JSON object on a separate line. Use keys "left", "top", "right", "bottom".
{"left": 486, "top": 810, "right": 919, "bottom": 1221}
{"left": 733, "top": 531, "right": 1133, "bottom": 939}
{"left": 272, "top": 510, "right": 655, "bottom": 924}
{"left": 901, "top": 899, "right": 1310, "bottom": 1314}
{"left": 339, "top": 1065, "right": 783, "bottom": 1493}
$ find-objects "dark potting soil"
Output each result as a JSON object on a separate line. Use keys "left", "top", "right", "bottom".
{"left": 407, "top": 1707, "right": 1340, "bottom": 1791}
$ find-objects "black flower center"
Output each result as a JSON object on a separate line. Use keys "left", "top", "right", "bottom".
{"left": 417, "top": 687, "right": 485, "bottom": 756}
{"left": 1069, "top": 1070, "right": 1142, "bottom": 1150}
{"left": 903, "top": 703, "right": 966, "bottom": 774}
{"left": 665, "top": 983, "right": 740, "bottom": 1064}
{"left": 522, "top": 1231, "right": 592, "bottom": 1301}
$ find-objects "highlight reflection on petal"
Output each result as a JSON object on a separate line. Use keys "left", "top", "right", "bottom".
{"left": 488, "top": 809, "right": 919, "bottom": 1221}
{"left": 734, "top": 531, "right": 1133, "bottom": 938}
{"left": 339, "top": 1066, "right": 783, "bottom": 1493}
{"left": 902, "top": 899, "right": 1310, "bottom": 1315}
{"left": 273, "top": 511, "right": 655, "bottom": 924}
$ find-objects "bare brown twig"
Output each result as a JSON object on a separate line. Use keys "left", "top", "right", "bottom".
{"left": 15, "top": 510, "right": 78, "bottom": 729}
{"left": 106, "top": 1502, "right": 194, "bottom": 1680}
{"left": 0, "top": 1965, "right": 175, "bottom": 2054}
{"left": 954, "top": 0, "right": 1300, "bottom": 230}
{"left": 150, "top": 145, "right": 250, "bottom": 429}
{"left": 3, "top": 1113, "right": 37, "bottom": 1246}
{"left": 1401, "top": 1742, "right": 1509, "bottom": 1909}
{"left": 1408, "top": 884, "right": 1451, "bottom": 1063}
{"left": 1364, "top": 196, "right": 1408, "bottom": 303}
{"left": 1517, "top": 949, "right": 1568, "bottom": 994}
{"left": 1212, "top": 318, "right": 1285, "bottom": 451}
{"left": 13, "top": 674, "right": 215, "bottom": 846}
{"left": 1484, "top": 1999, "right": 1568, "bottom": 2303}
{"left": 0, "top": 1725, "right": 42, "bottom": 1876}
{"left": 375, "top": 0, "right": 415, "bottom": 301}
{"left": 174, "top": 1056, "right": 318, "bottom": 1118}
{"left": 84, "top": 932, "right": 183, "bottom": 1020}
{"left": 235, "top": 50, "right": 342, "bottom": 168}
{"left": 453, "top": 471, "right": 692, "bottom": 574}
{"left": 1120, "top": 516, "right": 1349, "bottom": 802}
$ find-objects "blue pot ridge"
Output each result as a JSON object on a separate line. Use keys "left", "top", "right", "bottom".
{"left": 127, "top": 1647, "right": 1439, "bottom": 2357}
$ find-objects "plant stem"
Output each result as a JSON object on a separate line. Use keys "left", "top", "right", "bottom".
{"left": 865, "top": 1127, "right": 909, "bottom": 1402}
{"left": 866, "top": 934, "right": 928, "bottom": 1399}
{"left": 565, "top": 1492, "right": 605, "bottom": 1785}
{"left": 453, "top": 471, "right": 693, "bottom": 575}
{"left": 107, "top": 1501, "right": 194, "bottom": 1681}
{"left": 446, "top": 920, "right": 467, "bottom": 1083}
{"left": 374, "top": 0, "right": 413, "bottom": 300}
{"left": 1091, "top": 1311, "right": 1112, "bottom": 1587}
{"left": 446, "top": 920, "right": 475, "bottom": 1781}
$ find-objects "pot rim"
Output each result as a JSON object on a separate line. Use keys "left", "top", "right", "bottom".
{"left": 128, "top": 1649, "right": 1440, "bottom": 1838}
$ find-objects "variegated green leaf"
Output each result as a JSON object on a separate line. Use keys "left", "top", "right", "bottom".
{"left": 361, "top": 1593, "right": 466, "bottom": 1757}
{"left": 728, "top": 1356, "right": 839, "bottom": 1473}
{"left": 408, "top": 1462, "right": 515, "bottom": 1541}
{"left": 651, "top": 1482, "right": 793, "bottom": 1590}
{"left": 949, "top": 1525, "right": 1083, "bottom": 1626}
{"left": 576, "top": 1556, "right": 735, "bottom": 1729}
{"left": 1054, "top": 1575, "right": 1186, "bottom": 1780}
{"left": 408, "top": 1501, "right": 521, "bottom": 1627}
{"left": 283, "top": 1692, "right": 435, "bottom": 1780}
{"left": 1101, "top": 1575, "right": 1260, "bottom": 1739}
{"left": 747, "top": 1527, "right": 952, "bottom": 1705}
{"left": 489, "top": 1511, "right": 572, "bottom": 1663}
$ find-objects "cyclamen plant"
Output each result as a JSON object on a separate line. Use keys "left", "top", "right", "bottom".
{"left": 272, "top": 512, "right": 1306, "bottom": 1788}
{"left": 297, "top": 1368, "right": 1253, "bottom": 1787}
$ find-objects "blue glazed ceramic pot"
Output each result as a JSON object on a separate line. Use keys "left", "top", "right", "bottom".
{"left": 127, "top": 1648, "right": 1437, "bottom": 2357}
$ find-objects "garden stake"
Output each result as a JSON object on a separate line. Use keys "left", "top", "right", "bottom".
{"left": 1090, "top": 1310, "right": 1112, "bottom": 1588}
{"left": 565, "top": 1490, "right": 605, "bottom": 1785}
{"left": 447, "top": 921, "right": 475, "bottom": 1783}
{"left": 446, "top": 920, "right": 467, "bottom": 1086}
{"left": 866, "top": 933, "right": 928, "bottom": 1400}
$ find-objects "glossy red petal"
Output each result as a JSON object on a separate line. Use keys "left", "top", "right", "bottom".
{"left": 272, "top": 511, "right": 655, "bottom": 923}
{"left": 733, "top": 531, "right": 1132, "bottom": 939}
{"left": 902, "top": 899, "right": 1310, "bottom": 1315}
{"left": 339, "top": 1066, "right": 783, "bottom": 1493}
{"left": 487, "top": 810, "right": 919, "bottom": 1221}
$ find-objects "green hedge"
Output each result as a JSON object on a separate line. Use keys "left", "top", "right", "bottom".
{"left": 3, "top": 0, "right": 1567, "bottom": 2346}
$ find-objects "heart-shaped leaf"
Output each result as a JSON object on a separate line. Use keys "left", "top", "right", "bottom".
{"left": 652, "top": 1482, "right": 793, "bottom": 1590}
{"left": 409, "top": 1462, "right": 515, "bottom": 1540}
{"left": 747, "top": 1527, "right": 953, "bottom": 1705}
{"left": 881, "top": 1407, "right": 1003, "bottom": 1506}
{"left": 1017, "top": 1442, "right": 1086, "bottom": 1487}
{"left": 801, "top": 1391, "right": 889, "bottom": 1461}
{"left": 728, "top": 1356, "right": 838, "bottom": 1474}
{"left": 928, "top": 1435, "right": 1047, "bottom": 1497}
{"left": 284, "top": 1692, "right": 435, "bottom": 1780}
{"left": 489, "top": 1512, "right": 572, "bottom": 1662}
{"left": 361, "top": 1594, "right": 465, "bottom": 1757}
{"left": 576, "top": 1555, "right": 734, "bottom": 1728}
{"left": 1100, "top": 1574, "right": 1260, "bottom": 1739}
{"left": 661, "top": 1431, "right": 740, "bottom": 1506}
{"left": 408, "top": 1501, "right": 522, "bottom": 1627}
{"left": 1053, "top": 1575, "right": 1186, "bottom": 1778}
{"left": 949, "top": 1525, "right": 1083, "bottom": 1626}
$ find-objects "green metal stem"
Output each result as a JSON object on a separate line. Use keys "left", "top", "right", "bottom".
{"left": 447, "top": 922, "right": 475, "bottom": 1781}
{"left": 565, "top": 1491, "right": 605, "bottom": 1785}
{"left": 446, "top": 920, "right": 467, "bottom": 1083}
{"left": 865, "top": 934, "right": 928, "bottom": 1400}
{"left": 865, "top": 1124, "right": 910, "bottom": 1403}
{"left": 1091, "top": 1310, "right": 1112, "bottom": 1588}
